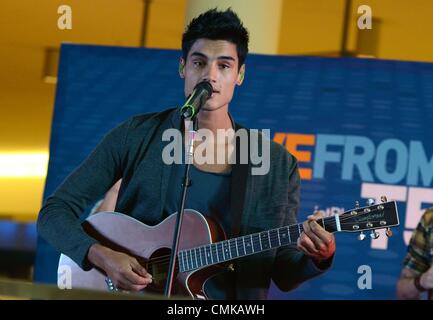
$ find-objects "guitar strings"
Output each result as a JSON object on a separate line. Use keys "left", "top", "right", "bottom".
{"left": 142, "top": 206, "right": 391, "bottom": 270}
{"left": 143, "top": 206, "right": 389, "bottom": 268}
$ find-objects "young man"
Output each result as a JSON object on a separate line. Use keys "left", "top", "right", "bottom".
{"left": 397, "top": 208, "right": 433, "bottom": 300}
{"left": 38, "top": 8, "right": 335, "bottom": 299}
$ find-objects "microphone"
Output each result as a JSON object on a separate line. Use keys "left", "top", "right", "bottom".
{"left": 180, "top": 81, "right": 213, "bottom": 119}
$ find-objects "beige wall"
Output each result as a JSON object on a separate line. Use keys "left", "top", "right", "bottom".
{"left": 278, "top": 0, "right": 433, "bottom": 61}
{"left": 0, "top": 0, "right": 170, "bottom": 220}
{"left": 278, "top": 0, "right": 345, "bottom": 55}
{"left": 347, "top": 0, "right": 433, "bottom": 62}
{"left": 0, "top": 1, "right": 432, "bottom": 221}
{"left": 146, "top": 0, "right": 187, "bottom": 49}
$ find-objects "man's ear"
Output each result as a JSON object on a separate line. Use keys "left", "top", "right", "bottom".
{"left": 179, "top": 58, "right": 185, "bottom": 79}
{"left": 237, "top": 64, "right": 245, "bottom": 85}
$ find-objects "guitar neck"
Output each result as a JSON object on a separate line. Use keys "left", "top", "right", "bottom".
{"left": 178, "top": 215, "right": 340, "bottom": 273}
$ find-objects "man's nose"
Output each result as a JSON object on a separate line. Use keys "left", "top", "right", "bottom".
{"left": 202, "top": 64, "right": 218, "bottom": 83}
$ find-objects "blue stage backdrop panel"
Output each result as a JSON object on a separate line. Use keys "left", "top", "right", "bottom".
{"left": 34, "top": 44, "right": 433, "bottom": 300}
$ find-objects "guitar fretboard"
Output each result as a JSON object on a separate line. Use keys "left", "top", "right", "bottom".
{"left": 178, "top": 215, "right": 339, "bottom": 273}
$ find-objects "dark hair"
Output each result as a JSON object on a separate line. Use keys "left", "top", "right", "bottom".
{"left": 182, "top": 8, "right": 249, "bottom": 69}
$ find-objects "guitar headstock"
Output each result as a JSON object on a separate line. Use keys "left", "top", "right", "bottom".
{"left": 337, "top": 197, "right": 399, "bottom": 240}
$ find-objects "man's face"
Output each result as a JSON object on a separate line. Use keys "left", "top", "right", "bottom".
{"left": 180, "top": 39, "right": 244, "bottom": 112}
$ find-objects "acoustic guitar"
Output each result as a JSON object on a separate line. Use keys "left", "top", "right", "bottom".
{"left": 58, "top": 199, "right": 399, "bottom": 299}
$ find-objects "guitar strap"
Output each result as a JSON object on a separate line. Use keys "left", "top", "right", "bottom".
{"left": 230, "top": 157, "right": 249, "bottom": 238}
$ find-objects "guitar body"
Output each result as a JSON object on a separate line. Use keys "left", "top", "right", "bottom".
{"left": 58, "top": 210, "right": 227, "bottom": 299}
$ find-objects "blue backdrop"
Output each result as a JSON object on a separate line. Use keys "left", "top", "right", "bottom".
{"left": 34, "top": 43, "right": 433, "bottom": 299}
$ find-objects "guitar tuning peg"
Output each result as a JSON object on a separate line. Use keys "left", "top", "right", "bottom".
{"left": 385, "top": 228, "right": 393, "bottom": 237}
{"left": 370, "top": 230, "right": 380, "bottom": 239}
{"left": 366, "top": 198, "right": 375, "bottom": 206}
{"left": 355, "top": 201, "right": 360, "bottom": 209}
{"left": 380, "top": 196, "right": 388, "bottom": 203}
{"left": 357, "top": 231, "right": 366, "bottom": 241}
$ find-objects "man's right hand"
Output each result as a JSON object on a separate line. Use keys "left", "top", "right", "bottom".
{"left": 420, "top": 265, "right": 433, "bottom": 290}
{"left": 88, "top": 243, "right": 152, "bottom": 291}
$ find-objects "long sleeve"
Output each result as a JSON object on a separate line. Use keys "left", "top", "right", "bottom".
{"left": 37, "top": 119, "right": 130, "bottom": 270}
{"left": 271, "top": 153, "right": 333, "bottom": 292}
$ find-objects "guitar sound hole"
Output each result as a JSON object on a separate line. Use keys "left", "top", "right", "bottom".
{"left": 144, "top": 247, "right": 182, "bottom": 294}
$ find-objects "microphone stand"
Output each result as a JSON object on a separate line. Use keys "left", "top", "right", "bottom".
{"left": 164, "top": 114, "right": 197, "bottom": 298}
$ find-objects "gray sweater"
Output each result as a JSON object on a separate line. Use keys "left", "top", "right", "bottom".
{"left": 37, "top": 107, "right": 331, "bottom": 299}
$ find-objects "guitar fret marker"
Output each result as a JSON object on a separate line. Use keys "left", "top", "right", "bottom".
{"left": 244, "top": 236, "right": 251, "bottom": 254}
{"left": 216, "top": 243, "right": 223, "bottom": 262}
{"left": 224, "top": 241, "right": 231, "bottom": 260}
{"left": 279, "top": 228, "right": 285, "bottom": 244}
{"left": 270, "top": 229, "right": 279, "bottom": 248}
{"left": 206, "top": 246, "right": 212, "bottom": 264}
{"left": 199, "top": 247, "right": 205, "bottom": 266}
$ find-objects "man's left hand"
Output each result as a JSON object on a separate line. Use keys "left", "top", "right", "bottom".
{"left": 297, "top": 211, "right": 336, "bottom": 264}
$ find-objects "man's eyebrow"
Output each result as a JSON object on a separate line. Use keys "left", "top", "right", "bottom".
{"left": 217, "top": 56, "right": 236, "bottom": 62}
{"left": 190, "top": 52, "right": 208, "bottom": 59}
{"left": 190, "top": 52, "right": 236, "bottom": 62}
